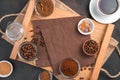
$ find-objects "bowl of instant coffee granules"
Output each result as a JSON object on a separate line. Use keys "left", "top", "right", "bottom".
{"left": 18, "top": 41, "right": 37, "bottom": 61}
{"left": 38, "top": 70, "right": 52, "bottom": 80}
{"left": 83, "top": 39, "right": 99, "bottom": 56}
{"left": 78, "top": 18, "right": 94, "bottom": 35}
{"left": 59, "top": 58, "right": 80, "bottom": 78}
{"left": 34, "top": 0, "right": 55, "bottom": 17}
{"left": 0, "top": 60, "right": 13, "bottom": 78}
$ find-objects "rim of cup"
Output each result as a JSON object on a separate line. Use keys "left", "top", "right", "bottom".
{"left": 18, "top": 41, "right": 38, "bottom": 61}
{"left": 34, "top": 0, "right": 55, "bottom": 17}
{"left": 96, "top": 0, "right": 120, "bottom": 15}
{"left": 0, "top": 60, "right": 13, "bottom": 78}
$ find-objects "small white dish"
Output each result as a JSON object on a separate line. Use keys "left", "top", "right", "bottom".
{"left": 89, "top": 0, "right": 120, "bottom": 24}
{"left": 77, "top": 18, "right": 94, "bottom": 35}
{"left": 0, "top": 60, "right": 13, "bottom": 78}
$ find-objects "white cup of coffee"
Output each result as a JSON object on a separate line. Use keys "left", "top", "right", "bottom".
{"left": 0, "top": 60, "right": 13, "bottom": 78}
{"left": 97, "top": 0, "right": 120, "bottom": 15}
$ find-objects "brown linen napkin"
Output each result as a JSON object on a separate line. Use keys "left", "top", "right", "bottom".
{"left": 32, "top": 16, "right": 95, "bottom": 74}
{"left": 31, "top": 27, "right": 51, "bottom": 67}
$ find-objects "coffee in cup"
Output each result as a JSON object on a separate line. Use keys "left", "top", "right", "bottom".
{"left": 98, "top": 0, "right": 119, "bottom": 15}
{"left": 0, "top": 60, "right": 13, "bottom": 78}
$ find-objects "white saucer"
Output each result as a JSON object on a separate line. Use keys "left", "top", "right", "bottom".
{"left": 89, "top": 0, "right": 120, "bottom": 24}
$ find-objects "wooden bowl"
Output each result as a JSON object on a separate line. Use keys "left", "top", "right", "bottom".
{"left": 83, "top": 39, "right": 99, "bottom": 56}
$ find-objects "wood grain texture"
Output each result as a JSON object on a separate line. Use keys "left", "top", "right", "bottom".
{"left": 10, "top": 0, "right": 36, "bottom": 59}
{"left": 9, "top": 0, "right": 115, "bottom": 80}
{"left": 90, "top": 24, "right": 114, "bottom": 80}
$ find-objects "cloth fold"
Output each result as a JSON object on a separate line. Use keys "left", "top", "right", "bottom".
{"left": 32, "top": 16, "right": 95, "bottom": 74}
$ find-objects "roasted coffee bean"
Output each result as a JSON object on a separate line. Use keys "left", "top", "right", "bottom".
{"left": 20, "top": 42, "right": 36, "bottom": 61}
{"left": 83, "top": 39, "right": 99, "bottom": 55}
{"left": 31, "top": 38, "right": 38, "bottom": 45}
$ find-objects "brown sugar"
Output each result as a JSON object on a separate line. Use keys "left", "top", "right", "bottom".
{"left": 60, "top": 58, "right": 79, "bottom": 77}
{"left": 40, "top": 71, "right": 51, "bottom": 80}
{"left": 80, "top": 21, "right": 92, "bottom": 33}
{"left": 36, "top": 0, "right": 54, "bottom": 17}
{"left": 0, "top": 62, "right": 11, "bottom": 75}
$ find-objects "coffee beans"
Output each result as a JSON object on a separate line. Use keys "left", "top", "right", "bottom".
{"left": 19, "top": 42, "right": 37, "bottom": 61}
{"left": 83, "top": 39, "right": 99, "bottom": 56}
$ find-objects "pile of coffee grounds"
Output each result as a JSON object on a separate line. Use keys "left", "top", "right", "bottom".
{"left": 0, "top": 62, "right": 11, "bottom": 75}
{"left": 36, "top": 0, "right": 54, "bottom": 16}
{"left": 60, "top": 58, "right": 79, "bottom": 77}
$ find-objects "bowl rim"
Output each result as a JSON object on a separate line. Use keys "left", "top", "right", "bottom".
{"left": 18, "top": 41, "right": 38, "bottom": 61}
{"left": 96, "top": 0, "right": 120, "bottom": 15}
{"left": 82, "top": 39, "right": 99, "bottom": 56}
{"left": 5, "top": 22, "right": 24, "bottom": 41}
{"left": 0, "top": 60, "right": 13, "bottom": 78}
{"left": 77, "top": 18, "right": 94, "bottom": 35}
{"left": 59, "top": 58, "right": 80, "bottom": 78}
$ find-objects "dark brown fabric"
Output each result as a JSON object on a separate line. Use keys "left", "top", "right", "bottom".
{"left": 32, "top": 16, "right": 95, "bottom": 74}
{"left": 32, "top": 27, "right": 50, "bottom": 67}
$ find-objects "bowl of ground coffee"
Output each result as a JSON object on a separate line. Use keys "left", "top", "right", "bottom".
{"left": 35, "top": 0, "right": 55, "bottom": 17}
{"left": 0, "top": 60, "right": 13, "bottom": 78}
{"left": 83, "top": 39, "right": 99, "bottom": 56}
{"left": 38, "top": 70, "right": 52, "bottom": 80}
{"left": 18, "top": 41, "right": 37, "bottom": 61}
{"left": 59, "top": 58, "right": 80, "bottom": 78}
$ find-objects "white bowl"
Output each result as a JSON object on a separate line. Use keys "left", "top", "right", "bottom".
{"left": 0, "top": 60, "right": 13, "bottom": 78}
{"left": 77, "top": 18, "right": 94, "bottom": 35}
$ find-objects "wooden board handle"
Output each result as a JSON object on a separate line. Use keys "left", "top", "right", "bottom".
{"left": 90, "top": 24, "right": 114, "bottom": 80}
{"left": 10, "top": 0, "right": 36, "bottom": 59}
